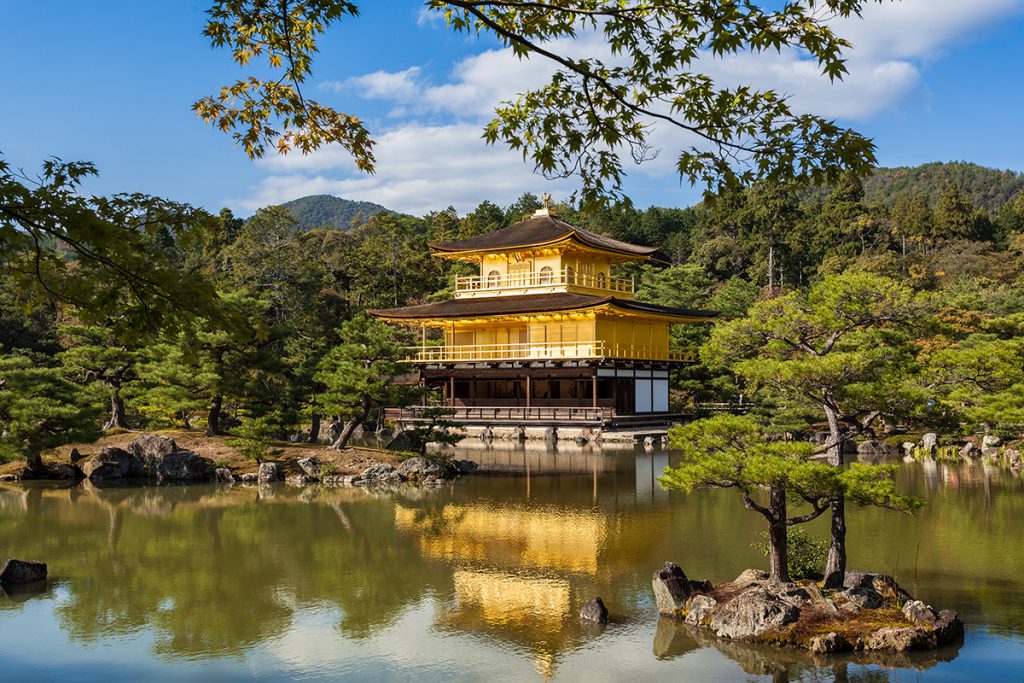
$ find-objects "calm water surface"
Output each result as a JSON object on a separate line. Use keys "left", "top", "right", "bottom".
{"left": 1, "top": 442, "right": 1023, "bottom": 682}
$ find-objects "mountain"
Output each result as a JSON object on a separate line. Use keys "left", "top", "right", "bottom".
{"left": 280, "top": 195, "right": 389, "bottom": 230}
{"left": 864, "top": 162, "right": 1024, "bottom": 213}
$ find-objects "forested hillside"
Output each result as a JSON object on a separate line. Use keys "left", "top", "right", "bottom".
{"left": 280, "top": 194, "right": 389, "bottom": 230}
{"left": 864, "top": 162, "right": 1024, "bottom": 212}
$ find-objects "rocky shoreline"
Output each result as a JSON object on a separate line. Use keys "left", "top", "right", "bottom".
{"left": 651, "top": 562, "right": 963, "bottom": 654}
{"left": 0, "top": 433, "right": 477, "bottom": 488}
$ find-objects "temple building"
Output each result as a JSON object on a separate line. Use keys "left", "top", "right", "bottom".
{"left": 369, "top": 207, "right": 718, "bottom": 429}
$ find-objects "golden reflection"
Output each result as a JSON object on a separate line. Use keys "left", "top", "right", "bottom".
{"left": 452, "top": 569, "right": 570, "bottom": 626}
{"left": 394, "top": 503, "right": 607, "bottom": 573}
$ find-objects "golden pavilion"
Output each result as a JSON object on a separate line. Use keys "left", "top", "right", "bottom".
{"left": 369, "top": 207, "right": 718, "bottom": 428}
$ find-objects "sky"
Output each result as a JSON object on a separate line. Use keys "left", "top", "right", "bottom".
{"left": 1, "top": 0, "right": 1023, "bottom": 216}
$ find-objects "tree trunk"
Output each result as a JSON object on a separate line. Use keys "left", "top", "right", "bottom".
{"left": 330, "top": 416, "right": 363, "bottom": 450}
{"left": 824, "top": 497, "right": 847, "bottom": 588}
{"left": 822, "top": 403, "right": 847, "bottom": 589}
{"left": 307, "top": 412, "right": 321, "bottom": 443}
{"left": 206, "top": 394, "right": 223, "bottom": 436}
{"left": 768, "top": 484, "right": 789, "bottom": 583}
{"left": 103, "top": 386, "right": 129, "bottom": 430}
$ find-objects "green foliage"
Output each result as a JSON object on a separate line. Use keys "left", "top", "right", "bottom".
{"left": 201, "top": 1, "right": 883, "bottom": 204}
{"left": 0, "top": 353, "right": 103, "bottom": 466}
{"left": 226, "top": 416, "right": 284, "bottom": 463}
{"left": 756, "top": 528, "right": 828, "bottom": 581}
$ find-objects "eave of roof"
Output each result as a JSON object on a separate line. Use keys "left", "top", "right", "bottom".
{"left": 428, "top": 214, "right": 664, "bottom": 260}
{"left": 368, "top": 292, "right": 719, "bottom": 321}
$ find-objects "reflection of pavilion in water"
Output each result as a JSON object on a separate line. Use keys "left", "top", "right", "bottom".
{"left": 393, "top": 461, "right": 674, "bottom": 679}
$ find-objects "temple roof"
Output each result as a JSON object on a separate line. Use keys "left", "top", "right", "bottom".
{"left": 429, "top": 211, "right": 663, "bottom": 260}
{"left": 369, "top": 292, "right": 718, "bottom": 321}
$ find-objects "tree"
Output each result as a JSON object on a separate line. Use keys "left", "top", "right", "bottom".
{"left": 660, "top": 415, "right": 919, "bottom": 582}
{"left": 197, "top": 1, "right": 880, "bottom": 204}
{"left": 402, "top": 406, "right": 465, "bottom": 457}
{"left": 316, "top": 316, "right": 413, "bottom": 450}
{"left": 58, "top": 322, "right": 141, "bottom": 430}
{"left": 0, "top": 353, "right": 102, "bottom": 473}
{"left": 705, "top": 271, "right": 927, "bottom": 587}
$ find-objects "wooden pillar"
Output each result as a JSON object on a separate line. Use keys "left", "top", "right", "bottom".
{"left": 591, "top": 372, "right": 598, "bottom": 409}
{"left": 525, "top": 373, "right": 532, "bottom": 409}
{"left": 449, "top": 375, "right": 455, "bottom": 407}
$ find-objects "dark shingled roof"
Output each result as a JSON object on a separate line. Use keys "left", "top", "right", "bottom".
{"left": 429, "top": 213, "right": 663, "bottom": 259}
{"left": 369, "top": 292, "right": 718, "bottom": 320}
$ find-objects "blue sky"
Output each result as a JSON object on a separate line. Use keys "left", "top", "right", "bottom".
{"left": 1, "top": 1, "right": 1023, "bottom": 215}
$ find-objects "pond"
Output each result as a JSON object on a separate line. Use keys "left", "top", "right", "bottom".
{"left": 1, "top": 442, "right": 1023, "bottom": 681}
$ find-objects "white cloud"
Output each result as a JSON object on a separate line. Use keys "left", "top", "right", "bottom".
{"left": 236, "top": 0, "right": 1023, "bottom": 213}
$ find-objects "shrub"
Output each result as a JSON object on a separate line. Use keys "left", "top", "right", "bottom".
{"left": 756, "top": 528, "right": 829, "bottom": 581}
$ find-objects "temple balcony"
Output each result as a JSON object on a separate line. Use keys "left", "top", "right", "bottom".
{"left": 453, "top": 269, "right": 634, "bottom": 299}
{"left": 405, "top": 340, "right": 697, "bottom": 364}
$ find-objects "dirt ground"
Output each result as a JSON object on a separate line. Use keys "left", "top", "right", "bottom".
{"left": 0, "top": 429, "right": 402, "bottom": 478}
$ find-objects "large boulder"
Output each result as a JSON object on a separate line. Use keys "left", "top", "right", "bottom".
{"left": 981, "top": 434, "right": 1002, "bottom": 448}
{"left": 296, "top": 457, "right": 322, "bottom": 478}
{"left": 81, "top": 447, "right": 142, "bottom": 481}
{"left": 843, "top": 571, "right": 911, "bottom": 603}
{"left": 841, "top": 586, "right": 884, "bottom": 610}
{"left": 652, "top": 562, "right": 692, "bottom": 617}
{"left": 452, "top": 459, "right": 478, "bottom": 474}
{"left": 861, "top": 626, "right": 936, "bottom": 652}
{"left": 579, "top": 597, "right": 609, "bottom": 624}
{"left": 920, "top": 433, "right": 938, "bottom": 454}
{"left": 708, "top": 587, "right": 801, "bottom": 639}
{"left": 1006, "top": 448, "right": 1022, "bottom": 470}
{"left": 856, "top": 440, "right": 899, "bottom": 460}
{"left": 127, "top": 434, "right": 178, "bottom": 475}
{"left": 214, "top": 468, "right": 234, "bottom": 483}
{"left": 902, "top": 599, "right": 938, "bottom": 624}
{"left": 0, "top": 559, "right": 47, "bottom": 585}
{"left": 959, "top": 442, "right": 976, "bottom": 459}
{"left": 397, "top": 457, "right": 446, "bottom": 479}
{"left": 157, "top": 450, "right": 212, "bottom": 483}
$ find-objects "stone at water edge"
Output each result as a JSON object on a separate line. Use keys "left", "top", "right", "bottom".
{"left": 80, "top": 447, "right": 143, "bottom": 481}
{"left": 862, "top": 626, "right": 936, "bottom": 652}
{"left": 397, "top": 457, "right": 446, "bottom": 479}
{"left": 0, "top": 559, "right": 47, "bottom": 585}
{"left": 296, "top": 457, "right": 321, "bottom": 478}
{"left": 810, "top": 631, "right": 852, "bottom": 654}
{"left": 127, "top": 433, "right": 178, "bottom": 475}
{"left": 214, "top": 468, "right": 234, "bottom": 483}
{"left": 579, "top": 597, "right": 609, "bottom": 624}
{"left": 959, "top": 442, "right": 975, "bottom": 459}
{"left": 158, "top": 451, "right": 213, "bottom": 483}
{"left": 902, "top": 599, "right": 938, "bottom": 624}
{"left": 982, "top": 434, "right": 1002, "bottom": 448}
{"left": 258, "top": 462, "right": 279, "bottom": 483}
{"left": 841, "top": 586, "right": 884, "bottom": 610}
{"left": 652, "top": 562, "right": 691, "bottom": 616}
{"left": 708, "top": 587, "right": 801, "bottom": 639}
{"left": 684, "top": 595, "right": 717, "bottom": 626}
{"left": 920, "top": 433, "right": 938, "bottom": 454}
{"left": 933, "top": 610, "right": 965, "bottom": 645}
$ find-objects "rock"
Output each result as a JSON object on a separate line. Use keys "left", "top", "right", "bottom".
{"left": 544, "top": 426, "right": 558, "bottom": 442}
{"left": 709, "top": 587, "right": 801, "bottom": 639}
{"left": 453, "top": 459, "right": 478, "bottom": 474}
{"left": 239, "top": 472, "right": 259, "bottom": 483}
{"left": 842, "top": 571, "right": 910, "bottom": 602}
{"left": 512, "top": 426, "right": 526, "bottom": 442}
{"left": 902, "top": 599, "right": 937, "bottom": 624}
{"left": 322, "top": 473, "right": 358, "bottom": 485}
{"left": 1006, "top": 448, "right": 1022, "bottom": 469}
{"left": 479, "top": 426, "right": 494, "bottom": 442}
{"left": 579, "top": 597, "right": 609, "bottom": 624}
{"left": 921, "top": 433, "right": 938, "bottom": 453}
{"left": 862, "top": 627, "right": 936, "bottom": 652}
{"left": 127, "top": 434, "right": 178, "bottom": 475}
{"left": 809, "top": 631, "right": 851, "bottom": 654}
{"left": 397, "top": 457, "right": 446, "bottom": 479}
{"left": 982, "top": 434, "right": 1002, "bottom": 448}
{"left": 258, "top": 462, "right": 279, "bottom": 483}
{"left": 360, "top": 463, "right": 404, "bottom": 485}
{"left": 157, "top": 450, "right": 212, "bottom": 482}
{"left": 652, "top": 562, "right": 692, "bottom": 617}
{"left": 214, "top": 468, "right": 234, "bottom": 483}
{"left": 685, "top": 594, "right": 718, "bottom": 626}
{"left": 385, "top": 431, "right": 417, "bottom": 452}
{"left": 902, "top": 442, "right": 917, "bottom": 456}
{"left": 981, "top": 446, "right": 1000, "bottom": 458}
{"left": 959, "top": 442, "right": 976, "bottom": 459}
{"left": 296, "top": 457, "right": 322, "bottom": 478}
{"left": 69, "top": 448, "right": 86, "bottom": 463}
{"left": 841, "top": 586, "right": 884, "bottom": 610}
{"left": 857, "top": 439, "right": 899, "bottom": 459}
{"left": 0, "top": 559, "right": 47, "bottom": 585}
{"left": 81, "top": 447, "right": 142, "bottom": 481}
{"left": 286, "top": 474, "right": 317, "bottom": 485}
{"left": 730, "top": 569, "right": 769, "bottom": 590}
{"left": 643, "top": 436, "right": 658, "bottom": 447}
{"left": 53, "top": 463, "right": 80, "bottom": 480}
{"left": 575, "top": 436, "right": 589, "bottom": 446}
{"left": 933, "top": 610, "right": 964, "bottom": 645}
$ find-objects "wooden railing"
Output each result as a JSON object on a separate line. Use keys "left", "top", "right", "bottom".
{"left": 388, "top": 405, "right": 613, "bottom": 424}
{"left": 454, "top": 268, "right": 634, "bottom": 295}
{"left": 406, "top": 341, "right": 697, "bottom": 363}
